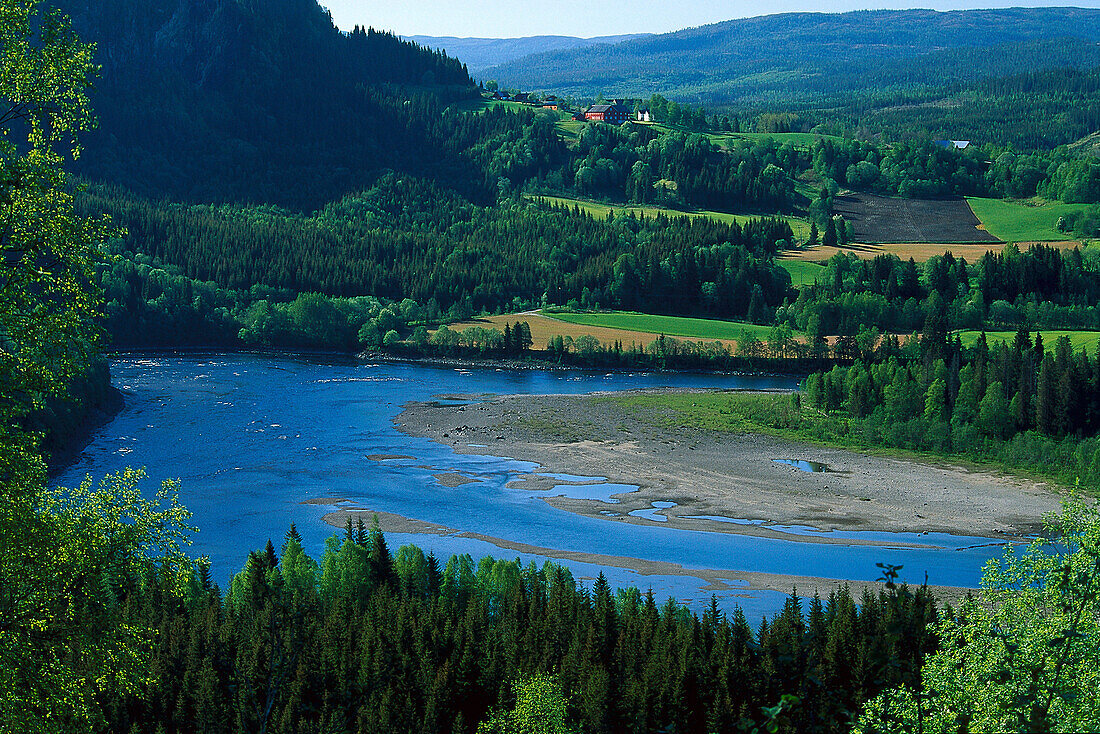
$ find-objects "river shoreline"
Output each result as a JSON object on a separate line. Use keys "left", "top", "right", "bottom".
{"left": 357, "top": 349, "right": 832, "bottom": 378}
{"left": 46, "top": 386, "right": 125, "bottom": 478}
{"left": 71, "top": 354, "right": 1049, "bottom": 604}
{"left": 312, "top": 501, "right": 973, "bottom": 602}
{"left": 106, "top": 344, "right": 820, "bottom": 378}
{"left": 372, "top": 387, "right": 1066, "bottom": 597}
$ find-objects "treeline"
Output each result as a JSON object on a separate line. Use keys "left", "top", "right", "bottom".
{"left": 427, "top": 322, "right": 534, "bottom": 355}
{"left": 810, "top": 121, "right": 1100, "bottom": 203}
{"left": 780, "top": 244, "right": 1100, "bottom": 340}
{"left": 99, "top": 523, "right": 938, "bottom": 733}
{"left": 99, "top": 246, "right": 439, "bottom": 350}
{"left": 86, "top": 180, "right": 796, "bottom": 335}
{"left": 1060, "top": 203, "right": 1100, "bottom": 238}
{"left": 420, "top": 326, "right": 834, "bottom": 372}
{"left": 811, "top": 138, "right": 987, "bottom": 199}
{"left": 847, "top": 62, "right": 1100, "bottom": 152}
{"left": 560, "top": 125, "right": 804, "bottom": 212}
{"left": 468, "top": 112, "right": 808, "bottom": 215}
{"left": 23, "top": 357, "right": 121, "bottom": 468}
{"left": 98, "top": 247, "right": 832, "bottom": 370}
{"left": 802, "top": 328, "right": 1100, "bottom": 488}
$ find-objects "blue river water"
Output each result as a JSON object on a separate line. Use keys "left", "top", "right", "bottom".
{"left": 56, "top": 353, "right": 1012, "bottom": 618}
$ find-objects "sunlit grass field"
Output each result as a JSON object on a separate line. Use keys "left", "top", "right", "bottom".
{"left": 966, "top": 197, "right": 1088, "bottom": 242}
{"left": 958, "top": 329, "right": 1100, "bottom": 352}
{"left": 604, "top": 391, "right": 804, "bottom": 435}
{"left": 541, "top": 310, "right": 798, "bottom": 342}
{"left": 777, "top": 258, "right": 824, "bottom": 286}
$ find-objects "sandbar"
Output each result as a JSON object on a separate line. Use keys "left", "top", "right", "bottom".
{"left": 394, "top": 389, "right": 1064, "bottom": 542}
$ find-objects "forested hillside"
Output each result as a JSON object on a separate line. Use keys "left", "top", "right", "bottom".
{"left": 52, "top": 0, "right": 478, "bottom": 209}
{"left": 484, "top": 8, "right": 1100, "bottom": 149}
{"left": 85, "top": 179, "right": 795, "bottom": 347}
{"left": 486, "top": 8, "right": 1100, "bottom": 101}
{"left": 38, "top": 0, "right": 1100, "bottom": 362}
{"left": 852, "top": 64, "right": 1100, "bottom": 151}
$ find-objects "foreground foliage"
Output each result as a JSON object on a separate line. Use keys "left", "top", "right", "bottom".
{"left": 1, "top": 2, "right": 193, "bottom": 730}
{"left": 478, "top": 674, "right": 574, "bottom": 734}
{"left": 857, "top": 499, "right": 1100, "bottom": 733}
{"left": 0, "top": 470, "right": 192, "bottom": 731}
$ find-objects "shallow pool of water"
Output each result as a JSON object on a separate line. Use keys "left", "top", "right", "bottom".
{"left": 773, "top": 459, "right": 831, "bottom": 472}
{"left": 629, "top": 501, "right": 677, "bottom": 522}
{"left": 527, "top": 482, "right": 639, "bottom": 504}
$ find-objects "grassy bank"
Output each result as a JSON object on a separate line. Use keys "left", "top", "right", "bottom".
{"left": 607, "top": 390, "right": 1080, "bottom": 490}
{"left": 607, "top": 390, "right": 896, "bottom": 449}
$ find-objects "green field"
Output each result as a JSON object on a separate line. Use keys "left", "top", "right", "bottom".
{"left": 530, "top": 194, "right": 811, "bottom": 240}
{"left": 633, "top": 121, "right": 841, "bottom": 149}
{"left": 554, "top": 118, "right": 587, "bottom": 141}
{"left": 777, "top": 259, "right": 824, "bottom": 286}
{"left": 605, "top": 391, "right": 800, "bottom": 435}
{"left": 540, "top": 310, "right": 797, "bottom": 341}
{"left": 958, "top": 330, "right": 1100, "bottom": 351}
{"left": 966, "top": 197, "right": 1088, "bottom": 243}
{"left": 448, "top": 96, "right": 570, "bottom": 119}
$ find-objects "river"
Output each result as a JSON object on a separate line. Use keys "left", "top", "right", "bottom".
{"left": 56, "top": 353, "right": 1010, "bottom": 618}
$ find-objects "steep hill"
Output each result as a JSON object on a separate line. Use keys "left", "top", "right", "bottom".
{"left": 404, "top": 34, "right": 648, "bottom": 73}
{"left": 485, "top": 8, "right": 1100, "bottom": 106}
{"left": 52, "top": 0, "right": 481, "bottom": 209}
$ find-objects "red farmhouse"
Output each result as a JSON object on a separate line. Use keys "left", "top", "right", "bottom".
{"left": 583, "top": 103, "right": 631, "bottom": 124}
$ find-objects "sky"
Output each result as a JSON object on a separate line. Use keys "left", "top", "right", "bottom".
{"left": 320, "top": 0, "right": 1100, "bottom": 38}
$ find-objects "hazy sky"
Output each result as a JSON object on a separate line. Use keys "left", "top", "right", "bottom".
{"left": 321, "top": 1, "right": 1099, "bottom": 38}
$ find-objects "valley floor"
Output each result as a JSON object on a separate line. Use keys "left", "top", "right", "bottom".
{"left": 312, "top": 387, "right": 1065, "bottom": 601}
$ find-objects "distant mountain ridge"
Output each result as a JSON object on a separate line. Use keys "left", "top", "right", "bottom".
{"left": 404, "top": 33, "right": 649, "bottom": 73}
{"left": 483, "top": 7, "right": 1100, "bottom": 106}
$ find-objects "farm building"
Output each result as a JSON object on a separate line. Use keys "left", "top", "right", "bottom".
{"left": 584, "top": 102, "right": 631, "bottom": 124}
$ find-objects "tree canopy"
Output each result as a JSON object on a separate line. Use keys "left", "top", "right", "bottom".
{"left": 0, "top": 2, "right": 192, "bottom": 730}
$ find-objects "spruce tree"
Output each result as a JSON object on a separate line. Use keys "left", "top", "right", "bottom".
{"left": 823, "top": 216, "right": 838, "bottom": 248}
{"left": 1035, "top": 356, "right": 1057, "bottom": 434}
